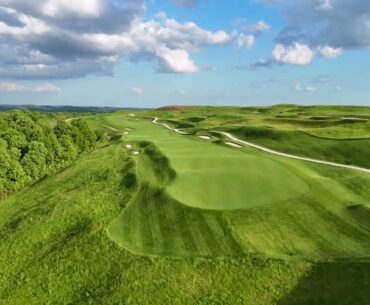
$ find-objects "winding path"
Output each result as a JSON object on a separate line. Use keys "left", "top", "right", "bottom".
{"left": 152, "top": 117, "right": 187, "bottom": 134}
{"left": 103, "top": 125, "right": 119, "bottom": 132}
{"left": 152, "top": 117, "right": 370, "bottom": 174}
{"left": 213, "top": 131, "right": 370, "bottom": 174}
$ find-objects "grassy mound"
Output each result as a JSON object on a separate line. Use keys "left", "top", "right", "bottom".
{"left": 224, "top": 126, "right": 370, "bottom": 168}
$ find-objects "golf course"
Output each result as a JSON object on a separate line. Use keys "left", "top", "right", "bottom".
{"left": 0, "top": 105, "right": 369, "bottom": 304}
{"left": 2, "top": 0, "right": 370, "bottom": 303}
{"left": 82, "top": 109, "right": 370, "bottom": 262}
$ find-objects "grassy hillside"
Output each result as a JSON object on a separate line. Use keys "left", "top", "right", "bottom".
{"left": 0, "top": 138, "right": 311, "bottom": 305}
{"left": 1, "top": 106, "right": 369, "bottom": 305}
{"left": 1, "top": 138, "right": 369, "bottom": 305}
{"left": 221, "top": 126, "right": 370, "bottom": 168}
{"left": 144, "top": 105, "right": 370, "bottom": 139}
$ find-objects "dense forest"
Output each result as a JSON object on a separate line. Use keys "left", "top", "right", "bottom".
{"left": 0, "top": 111, "right": 97, "bottom": 198}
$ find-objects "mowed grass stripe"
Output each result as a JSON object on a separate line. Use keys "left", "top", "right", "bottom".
{"left": 174, "top": 206, "right": 205, "bottom": 255}
{"left": 146, "top": 191, "right": 165, "bottom": 251}
{"left": 211, "top": 216, "right": 245, "bottom": 256}
{"left": 184, "top": 211, "right": 215, "bottom": 256}
{"left": 154, "top": 197, "right": 183, "bottom": 254}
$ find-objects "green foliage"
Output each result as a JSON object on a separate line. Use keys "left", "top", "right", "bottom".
{"left": 21, "top": 141, "right": 48, "bottom": 180}
{"left": 70, "top": 119, "right": 97, "bottom": 152}
{"left": 0, "top": 139, "right": 28, "bottom": 194}
{"left": 0, "top": 111, "right": 97, "bottom": 197}
{"left": 58, "top": 135, "right": 79, "bottom": 162}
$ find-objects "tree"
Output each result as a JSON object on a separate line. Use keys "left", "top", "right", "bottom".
{"left": 71, "top": 119, "right": 97, "bottom": 152}
{"left": 58, "top": 135, "right": 78, "bottom": 163}
{"left": 21, "top": 141, "right": 48, "bottom": 180}
{"left": 0, "top": 128, "right": 27, "bottom": 150}
{"left": 54, "top": 121, "right": 72, "bottom": 138}
{"left": 0, "top": 111, "right": 97, "bottom": 196}
{"left": 43, "top": 129, "right": 63, "bottom": 168}
{"left": 0, "top": 139, "right": 28, "bottom": 194}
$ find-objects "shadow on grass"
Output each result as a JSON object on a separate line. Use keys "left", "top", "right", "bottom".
{"left": 277, "top": 262, "right": 370, "bottom": 305}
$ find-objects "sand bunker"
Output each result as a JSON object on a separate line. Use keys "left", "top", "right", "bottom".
{"left": 225, "top": 142, "right": 243, "bottom": 148}
{"left": 199, "top": 135, "right": 211, "bottom": 140}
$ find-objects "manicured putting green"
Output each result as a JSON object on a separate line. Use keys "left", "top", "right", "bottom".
{"left": 103, "top": 116, "right": 309, "bottom": 210}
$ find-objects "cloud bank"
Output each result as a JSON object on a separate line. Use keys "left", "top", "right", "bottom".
{"left": 253, "top": 0, "right": 370, "bottom": 67}
{"left": 0, "top": 0, "right": 231, "bottom": 79}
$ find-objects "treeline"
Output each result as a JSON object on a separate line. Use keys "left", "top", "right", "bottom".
{"left": 0, "top": 111, "right": 97, "bottom": 197}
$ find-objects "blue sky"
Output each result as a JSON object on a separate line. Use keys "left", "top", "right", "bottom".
{"left": 0, "top": 0, "right": 369, "bottom": 107}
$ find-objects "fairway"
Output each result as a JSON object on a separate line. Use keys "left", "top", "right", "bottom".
{"left": 103, "top": 117, "right": 309, "bottom": 210}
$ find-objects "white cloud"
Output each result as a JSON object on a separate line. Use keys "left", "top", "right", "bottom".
{"left": 179, "top": 90, "right": 186, "bottom": 95}
{"left": 273, "top": 43, "right": 314, "bottom": 65}
{"left": 317, "top": 45, "right": 342, "bottom": 58}
{"left": 0, "top": 81, "right": 61, "bottom": 92}
{"left": 234, "top": 19, "right": 270, "bottom": 51}
{"left": 131, "top": 86, "right": 144, "bottom": 94}
{"left": 42, "top": 0, "right": 102, "bottom": 17}
{"left": 294, "top": 82, "right": 316, "bottom": 93}
{"left": 234, "top": 19, "right": 270, "bottom": 34}
{"left": 250, "top": 20, "right": 270, "bottom": 33}
{"left": 237, "top": 34, "right": 255, "bottom": 50}
{"left": 0, "top": 82, "right": 25, "bottom": 92}
{"left": 336, "top": 86, "right": 342, "bottom": 91}
{"left": 294, "top": 82, "right": 303, "bottom": 91}
{"left": 34, "top": 83, "right": 61, "bottom": 92}
{"left": 156, "top": 47, "right": 199, "bottom": 73}
{"left": 157, "top": 18, "right": 231, "bottom": 49}
{"left": 305, "top": 86, "right": 316, "bottom": 93}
